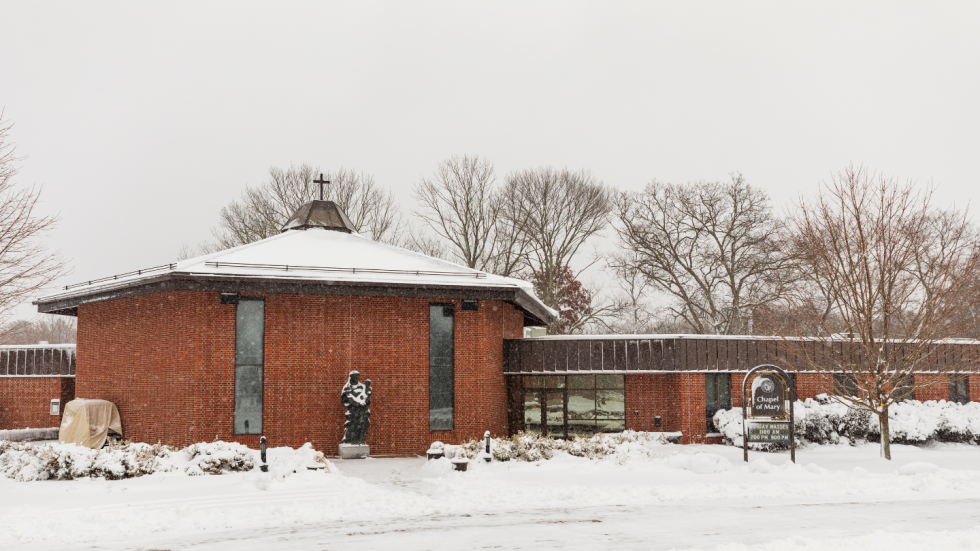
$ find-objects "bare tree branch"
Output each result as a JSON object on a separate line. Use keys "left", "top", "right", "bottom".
{"left": 760, "top": 164, "right": 980, "bottom": 460}
{"left": 504, "top": 167, "right": 612, "bottom": 332}
{"left": 0, "top": 110, "right": 68, "bottom": 330}
{"left": 614, "top": 174, "right": 794, "bottom": 335}
{"left": 0, "top": 315, "right": 76, "bottom": 344}
{"left": 413, "top": 155, "right": 528, "bottom": 276}
{"left": 210, "top": 163, "right": 405, "bottom": 250}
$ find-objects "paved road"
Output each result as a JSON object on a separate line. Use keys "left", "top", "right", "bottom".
{"left": 76, "top": 458, "right": 980, "bottom": 551}
{"left": 111, "top": 496, "right": 980, "bottom": 551}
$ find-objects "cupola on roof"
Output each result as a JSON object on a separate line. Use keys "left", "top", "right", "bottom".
{"left": 280, "top": 200, "right": 357, "bottom": 233}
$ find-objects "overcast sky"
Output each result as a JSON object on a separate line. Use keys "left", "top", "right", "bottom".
{"left": 2, "top": 1, "right": 979, "bottom": 318}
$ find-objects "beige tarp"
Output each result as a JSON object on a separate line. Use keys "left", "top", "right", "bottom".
{"left": 58, "top": 399, "right": 123, "bottom": 449}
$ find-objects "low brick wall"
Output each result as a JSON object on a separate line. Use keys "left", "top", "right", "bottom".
{"left": 0, "top": 376, "right": 73, "bottom": 430}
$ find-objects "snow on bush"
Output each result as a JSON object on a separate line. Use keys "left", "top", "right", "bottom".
{"left": 446, "top": 430, "right": 678, "bottom": 463}
{"left": 181, "top": 441, "right": 256, "bottom": 476}
{"left": 713, "top": 396, "right": 980, "bottom": 448}
{"left": 0, "top": 440, "right": 270, "bottom": 481}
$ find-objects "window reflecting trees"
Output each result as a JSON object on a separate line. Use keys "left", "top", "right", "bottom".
{"left": 519, "top": 375, "right": 625, "bottom": 437}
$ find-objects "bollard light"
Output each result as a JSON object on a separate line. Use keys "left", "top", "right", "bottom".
{"left": 260, "top": 436, "right": 268, "bottom": 472}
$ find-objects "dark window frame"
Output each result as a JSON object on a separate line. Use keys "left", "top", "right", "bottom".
{"left": 834, "top": 373, "right": 860, "bottom": 398}
{"left": 233, "top": 297, "right": 265, "bottom": 435}
{"left": 949, "top": 374, "right": 970, "bottom": 405}
{"left": 429, "top": 303, "right": 455, "bottom": 431}
{"left": 895, "top": 374, "right": 916, "bottom": 402}
{"left": 705, "top": 373, "right": 731, "bottom": 433}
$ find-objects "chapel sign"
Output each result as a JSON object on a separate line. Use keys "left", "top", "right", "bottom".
{"left": 741, "top": 364, "right": 796, "bottom": 462}
{"left": 749, "top": 374, "right": 786, "bottom": 418}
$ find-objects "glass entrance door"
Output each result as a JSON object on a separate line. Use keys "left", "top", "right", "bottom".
{"left": 545, "top": 392, "right": 565, "bottom": 438}
{"left": 523, "top": 391, "right": 542, "bottom": 434}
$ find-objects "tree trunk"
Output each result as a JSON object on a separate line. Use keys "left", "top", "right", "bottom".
{"left": 879, "top": 406, "right": 892, "bottom": 460}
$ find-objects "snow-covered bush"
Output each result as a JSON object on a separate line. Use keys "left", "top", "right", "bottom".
{"left": 183, "top": 441, "right": 254, "bottom": 475}
{"left": 713, "top": 397, "right": 980, "bottom": 448}
{"left": 875, "top": 400, "right": 980, "bottom": 445}
{"left": 0, "top": 440, "right": 260, "bottom": 481}
{"left": 0, "top": 440, "right": 171, "bottom": 481}
{"left": 448, "top": 430, "right": 677, "bottom": 463}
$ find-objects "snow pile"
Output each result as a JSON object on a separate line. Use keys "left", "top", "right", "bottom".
{"left": 667, "top": 452, "right": 734, "bottom": 473}
{"left": 0, "top": 427, "right": 59, "bottom": 442}
{"left": 0, "top": 440, "right": 333, "bottom": 481}
{"left": 445, "top": 430, "right": 679, "bottom": 463}
{"left": 897, "top": 462, "right": 941, "bottom": 475}
{"left": 713, "top": 397, "right": 980, "bottom": 448}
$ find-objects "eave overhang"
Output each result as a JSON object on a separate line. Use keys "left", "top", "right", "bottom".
{"left": 35, "top": 272, "right": 555, "bottom": 326}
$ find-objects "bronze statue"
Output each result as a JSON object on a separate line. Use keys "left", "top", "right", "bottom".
{"left": 341, "top": 371, "right": 372, "bottom": 445}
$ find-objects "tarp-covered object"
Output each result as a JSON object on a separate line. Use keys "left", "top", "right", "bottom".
{"left": 58, "top": 399, "right": 123, "bottom": 449}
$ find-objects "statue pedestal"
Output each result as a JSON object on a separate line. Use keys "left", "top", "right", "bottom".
{"left": 339, "top": 443, "right": 369, "bottom": 459}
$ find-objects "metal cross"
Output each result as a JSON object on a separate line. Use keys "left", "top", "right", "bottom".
{"left": 314, "top": 173, "right": 331, "bottom": 201}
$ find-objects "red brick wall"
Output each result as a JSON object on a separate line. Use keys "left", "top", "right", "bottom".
{"left": 678, "top": 374, "right": 708, "bottom": 444}
{"left": 914, "top": 374, "right": 948, "bottom": 401}
{"left": 797, "top": 373, "right": 833, "bottom": 400}
{"left": 626, "top": 374, "right": 673, "bottom": 432}
{"left": 624, "top": 373, "right": 708, "bottom": 444}
{"left": 0, "top": 377, "right": 67, "bottom": 429}
{"left": 731, "top": 373, "right": 746, "bottom": 408}
{"left": 970, "top": 375, "right": 980, "bottom": 402}
{"left": 625, "top": 373, "right": 684, "bottom": 435}
{"left": 76, "top": 291, "right": 524, "bottom": 455}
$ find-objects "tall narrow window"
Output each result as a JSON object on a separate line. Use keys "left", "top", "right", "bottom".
{"left": 834, "top": 373, "right": 859, "bottom": 398}
{"left": 705, "top": 373, "right": 731, "bottom": 433}
{"left": 949, "top": 375, "right": 969, "bottom": 405}
{"left": 234, "top": 298, "right": 264, "bottom": 435}
{"left": 429, "top": 303, "right": 454, "bottom": 431}
{"left": 896, "top": 375, "right": 916, "bottom": 402}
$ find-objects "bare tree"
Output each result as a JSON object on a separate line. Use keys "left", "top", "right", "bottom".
{"left": 413, "top": 155, "right": 527, "bottom": 276}
{"left": 0, "top": 315, "right": 76, "bottom": 344}
{"left": 0, "top": 111, "right": 67, "bottom": 332}
{"left": 503, "top": 167, "right": 612, "bottom": 332}
{"left": 761, "top": 165, "right": 980, "bottom": 460}
{"left": 604, "top": 253, "right": 659, "bottom": 334}
{"left": 211, "top": 164, "right": 404, "bottom": 250}
{"left": 614, "top": 174, "right": 794, "bottom": 335}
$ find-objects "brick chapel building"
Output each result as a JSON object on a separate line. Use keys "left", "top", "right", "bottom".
{"left": 6, "top": 200, "right": 977, "bottom": 452}
{"left": 31, "top": 200, "right": 554, "bottom": 454}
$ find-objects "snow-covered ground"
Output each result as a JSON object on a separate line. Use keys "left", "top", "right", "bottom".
{"left": 2, "top": 440, "right": 980, "bottom": 550}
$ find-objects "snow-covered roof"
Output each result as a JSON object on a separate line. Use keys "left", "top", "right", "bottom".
{"left": 35, "top": 221, "right": 557, "bottom": 325}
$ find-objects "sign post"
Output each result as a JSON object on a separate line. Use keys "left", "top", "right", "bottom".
{"left": 742, "top": 364, "right": 795, "bottom": 463}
